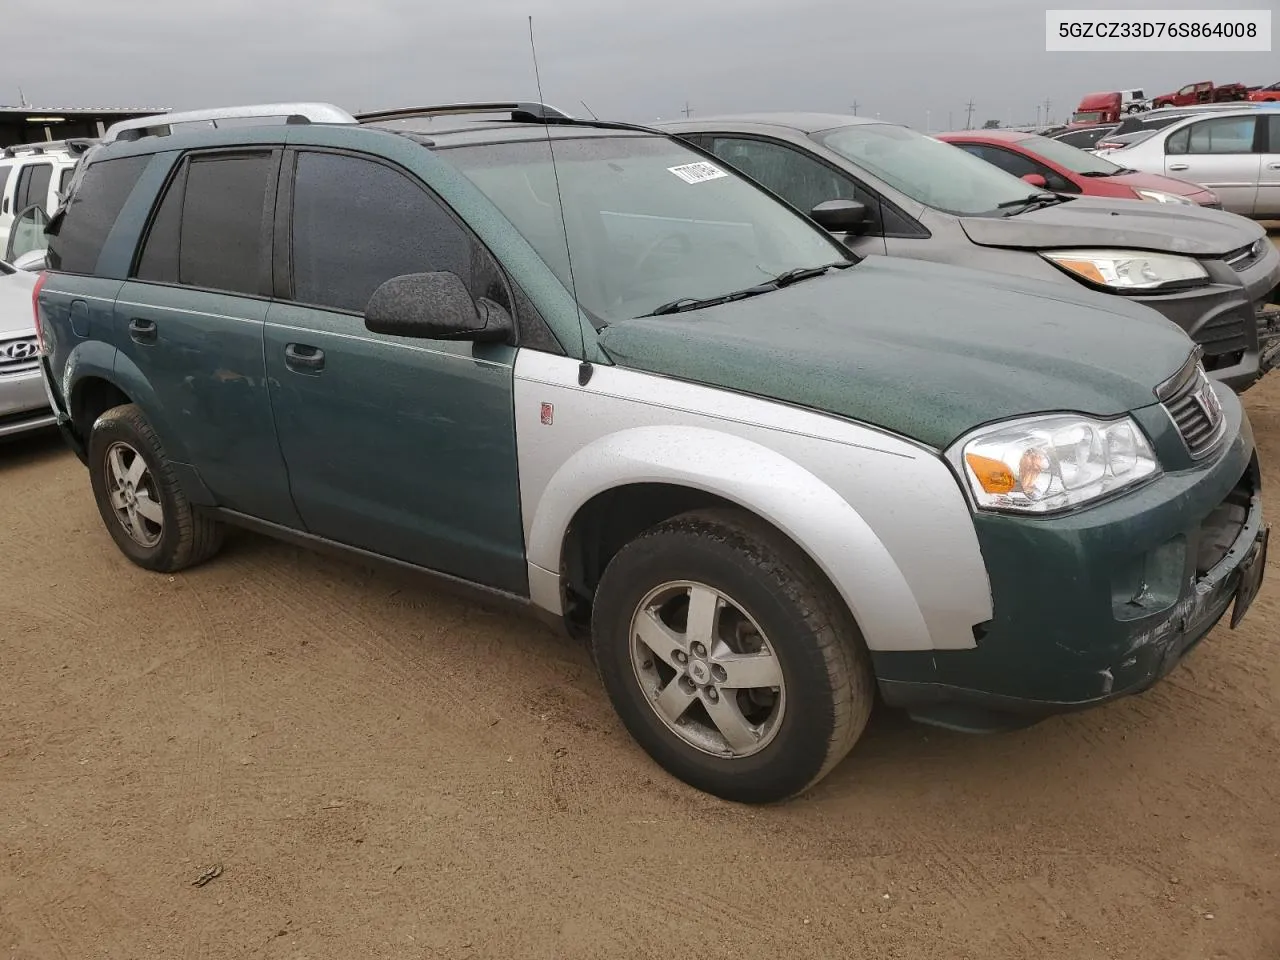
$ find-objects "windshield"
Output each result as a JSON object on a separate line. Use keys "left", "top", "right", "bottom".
{"left": 444, "top": 135, "right": 845, "bottom": 324}
{"left": 1074, "top": 111, "right": 1105, "bottom": 123}
{"left": 1014, "top": 134, "right": 1123, "bottom": 174}
{"left": 813, "top": 123, "right": 1043, "bottom": 216}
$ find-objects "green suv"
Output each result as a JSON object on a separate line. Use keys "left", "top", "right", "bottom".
{"left": 33, "top": 102, "right": 1268, "bottom": 803}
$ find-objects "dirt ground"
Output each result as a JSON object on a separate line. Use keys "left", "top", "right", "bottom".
{"left": 2, "top": 235, "right": 1279, "bottom": 960}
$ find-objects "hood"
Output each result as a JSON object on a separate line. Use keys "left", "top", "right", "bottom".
{"left": 1103, "top": 171, "right": 1216, "bottom": 201}
{"left": 598, "top": 256, "right": 1194, "bottom": 450}
{"left": 0, "top": 268, "right": 37, "bottom": 340}
{"left": 958, "top": 195, "right": 1265, "bottom": 257}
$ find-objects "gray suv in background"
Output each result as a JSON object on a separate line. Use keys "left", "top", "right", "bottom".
{"left": 661, "top": 113, "right": 1280, "bottom": 392}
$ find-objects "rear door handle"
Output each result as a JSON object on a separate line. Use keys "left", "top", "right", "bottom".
{"left": 1267, "top": 162, "right": 1280, "bottom": 170}
{"left": 284, "top": 342, "right": 325, "bottom": 373}
{"left": 1167, "top": 163, "right": 1190, "bottom": 171}
{"left": 128, "top": 317, "right": 158, "bottom": 344}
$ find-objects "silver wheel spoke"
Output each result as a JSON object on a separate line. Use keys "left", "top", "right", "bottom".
{"left": 684, "top": 585, "right": 721, "bottom": 646}
{"left": 653, "top": 677, "right": 696, "bottom": 725}
{"left": 125, "top": 454, "right": 147, "bottom": 486}
{"left": 634, "top": 608, "right": 687, "bottom": 669}
{"left": 108, "top": 447, "right": 129, "bottom": 486}
{"left": 714, "top": 651, "right": 783, "bottom": 690}
{"left": 703, "top": 693, "right": 760, "bottom": 754}
{"left": 134, "top": 493, "right": 163, "bottom": 524}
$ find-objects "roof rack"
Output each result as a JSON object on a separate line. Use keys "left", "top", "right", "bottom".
{"left": 355, "top": 102, "right": 574, "bottom": 125}
{"left": 1, "top": 138, "right": 97, "bottom": 159}
{"left": 103, "top": 102, "right": 357, "bottom": 143}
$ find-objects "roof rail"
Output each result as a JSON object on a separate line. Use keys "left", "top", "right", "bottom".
{"left": 1, "top": 137, "right": 97, "bottom": 159}
{"left": 354, "top": 101, "right": 574, "bottom": 125}
{"left": 103, "top": 102, "right": 357, "bottom": 143}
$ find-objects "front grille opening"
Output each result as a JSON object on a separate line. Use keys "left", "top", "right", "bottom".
{"left": 1195, "top": 470, "right": 1256, "bottom": 577}
{"left": 1193, "top": 312, "right": 1249, "bottom": 361}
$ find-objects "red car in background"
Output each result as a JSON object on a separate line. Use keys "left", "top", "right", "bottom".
{"left": 936, "top": 130, "right": 1220, "bottom": 208}
{"left": 1249, "top": 82, "right": 1280, "bottom": 102}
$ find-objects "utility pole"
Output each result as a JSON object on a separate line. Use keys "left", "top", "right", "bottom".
{"left": 1036, "top": 104, "right": 1042, "bottom": 128}
{"left": 964, "top": 98, "right": 976, "bottom": 130}
{"left": 18, "top": 86, "right": 29, "bottom": 108}
{"left": 850, "top": 100, "right": 860, "bottom": 116}
{"left": 681, "top": 100, "right": 692, "bottom": 118}
{"left": 1043, "top": 97, "right": 1052, "bottom": 125}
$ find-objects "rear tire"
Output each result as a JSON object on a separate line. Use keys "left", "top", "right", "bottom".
{"left": 88, "top": 403, "right": 223, "bottom": 572}
{"left": 590, "top": 508, "right": 875, "bottom": 803}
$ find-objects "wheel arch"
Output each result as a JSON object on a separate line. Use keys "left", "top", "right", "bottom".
{"left": 526, "top": 425, "right": 935, "bottom": 652}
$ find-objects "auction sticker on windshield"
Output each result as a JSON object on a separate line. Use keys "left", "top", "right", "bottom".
{"left": 668, "top": 161, "right": 728, "bottom": 184}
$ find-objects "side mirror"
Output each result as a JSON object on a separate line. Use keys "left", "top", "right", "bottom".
{"left": 809, "top": 199, "right": 868, "bottom": 234}
{"left": 1021, "top": 173, "right": 1048, "bottom": 188}
{"left": 5, "top": 204, "right": 49, "bottom": 264}
{"left": 12, "top": 249, "right": 48, "bottom": 272}
{"left": 364, "top": 272, "right": 512, "bottom": 343}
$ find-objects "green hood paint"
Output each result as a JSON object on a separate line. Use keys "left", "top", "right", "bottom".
{"left": 598, "top": 256, "right": 1197, "bottom": 449}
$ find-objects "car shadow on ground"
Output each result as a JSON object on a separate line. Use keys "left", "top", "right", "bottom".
{"left": 0, "top": 429, "right": 69, "bottom": 472}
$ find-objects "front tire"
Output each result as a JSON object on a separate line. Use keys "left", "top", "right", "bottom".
{"left": 88, "top": 403, "right": 223, "bottom": 572}
{"left": 591, "top": 509, "right": 874, "bottom": 803}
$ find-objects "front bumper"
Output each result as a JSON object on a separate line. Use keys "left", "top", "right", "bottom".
{"left": 876, "top": 391, "right": 1267, "bottom": 732}
{"left": 0, "top": 368, "right": 56, "bottom": 439}
{"left": 1130, "top": 246, "right": 1280, "bottom": 393}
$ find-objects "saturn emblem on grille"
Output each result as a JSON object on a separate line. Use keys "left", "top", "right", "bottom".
{"left": 1194, "top": 372, "right": 1223, "bottom": 424}
{"left": 1, "top": 340, "right": 38, "bottom": 361}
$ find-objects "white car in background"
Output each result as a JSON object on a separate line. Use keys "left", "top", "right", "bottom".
{"left": 0, "top": 139, "right": 94, "bottom": 255}
{"left": 0, "top": 260, "right": 53, "bottom": 439}
{"left": 1104, "top": 108, "right": 1280, "bottom": 218}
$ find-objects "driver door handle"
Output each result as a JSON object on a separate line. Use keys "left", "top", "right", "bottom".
{"left": 284, "top": 342, "right": 325, "bottom": 373}
{"left": 1167, "top": 163, "right": 1190, "bottom": 171}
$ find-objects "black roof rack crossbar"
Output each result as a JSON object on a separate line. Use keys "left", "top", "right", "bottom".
{"left": 355, "top": 101, "right": 574, "bottom": 124}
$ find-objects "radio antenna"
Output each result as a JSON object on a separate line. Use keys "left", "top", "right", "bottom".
{"left": 528, "top": 15, "right": 592, "bottom": 387}
{"left": 579, "top": 99, "right": 600, "bottom": 120}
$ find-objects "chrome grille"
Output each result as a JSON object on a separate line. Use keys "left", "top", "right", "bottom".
{"left": 0, "top": 336, "right": 40, "bottom": 375}
{"left": 1224, "top": 238, "right": 1266, "bottom": 272}
{"left": 1157, "top": 356, "right": 1225, "bottom": 459}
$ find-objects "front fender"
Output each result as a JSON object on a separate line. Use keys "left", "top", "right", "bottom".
{"left": 526, "top": 424, "right": 934, "bottom": 652}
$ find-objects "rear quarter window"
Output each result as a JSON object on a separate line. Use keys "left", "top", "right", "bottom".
{"left": 47, "top": 155, "right": 150, "bottom": 274}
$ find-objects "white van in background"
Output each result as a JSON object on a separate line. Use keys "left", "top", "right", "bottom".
{"left": 0, "top": 140, "right": 95, "bottom": 255}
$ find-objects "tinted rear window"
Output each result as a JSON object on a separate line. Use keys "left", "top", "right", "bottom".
{"left": 47, "top": 155, "right": 150, "bottom": 274}
{"left": 178, "top": 154, "right": 272, "bottom": 294}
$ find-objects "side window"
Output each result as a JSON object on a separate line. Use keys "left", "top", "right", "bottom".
{"left": 58, "top": 168, "right": 74, "bottom": 196}
{"left": 135, "top": 151, "right": 274, "bottom": 295}
{"left": 46, "top": 154, "right": 150, "bottom": 275}
{"left": 1166, "top": 126, "right": 1191, "bottom": 156}
{"left": 1185, "top": 117, "right": 1257, "bottom": 155}
{"left": 0, "top": 165, "right": 11, "bottom": 209}
{"left": 288, "top": 150, "right": 486, "bottom": 314}
{"left": 14, "top": 162, "right": 54, "bottom": 214}
{"left": 1266, "top": 116, "right": 1280, "bottom": 154}
{"left": 958, "top": 145, "right": 1074, "bottom": 192}
{"left": 707, "top": 136, "right": 864, "bottom": 216}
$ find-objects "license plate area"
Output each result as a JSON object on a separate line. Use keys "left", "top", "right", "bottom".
{"left": 1230, "top": 526, "right": 1269, "bottom": 629}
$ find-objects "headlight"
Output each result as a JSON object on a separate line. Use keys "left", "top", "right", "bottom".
{"left": 1043, "top": 249, "right": 1208, "bottom": 292}
{"left": 1133, "top": 188, "right": 1195, "bottom": 206}
{"left": 949, "top": 414, "right": 1160, "bottom": 514}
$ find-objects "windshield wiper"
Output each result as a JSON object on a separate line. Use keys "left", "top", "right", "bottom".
{"left": 640, "top": 262, "right": 852, "bottom": 317}
{"left": 996, "top": 193, "right": 1068, "bottom": 216}
{"left": 1078, "top": 171, "right": 1116, "bottom": 177}
{"left": 769, "top": 260, "right": 854, "bottom": 287}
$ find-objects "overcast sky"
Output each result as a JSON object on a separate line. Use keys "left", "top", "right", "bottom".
{"left": 7, "top": 0, "right": 1275, "bottom": 130}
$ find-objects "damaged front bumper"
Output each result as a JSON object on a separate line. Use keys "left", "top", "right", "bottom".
{"left": 875, "top": 390, "right": 1268, "bottom": 733}
{"left": 1258, "top": 303, "right": 1280, "bottom": 375}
